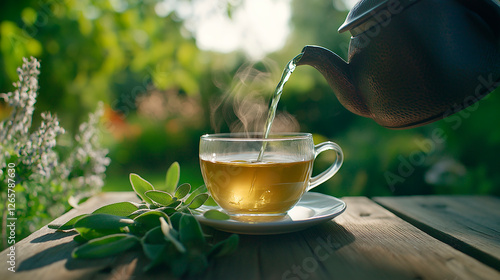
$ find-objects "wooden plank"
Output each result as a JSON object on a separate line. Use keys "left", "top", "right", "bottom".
{"left": 301, "top": 197, "right": 500, "bottom": 280}
{"left": 374, "top": 195, "right": 500, "bottom": 271}
{"left": 200, "top": 197, "right": 500, "bottom": 280}
{"left": 2, "top": 194, "right": 500, "bottom": 279}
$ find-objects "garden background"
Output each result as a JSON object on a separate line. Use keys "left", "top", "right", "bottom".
{"left": 1, "top": 0, "right": 499, "bottom": 247}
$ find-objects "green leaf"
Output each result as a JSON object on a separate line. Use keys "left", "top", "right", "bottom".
{"left": 142, "top": 226, "right": 164, "bottom": 244}
{"left": 226, "top": 1, "right": 234, "bottom": 19}
{"left": 169, "top": 212, "right": 184, "bottom": 230}
{"left": 143, "top": 244, "right": 182, "bottom": 273}
{"left": 142, "top": 244, "right": 166, "bottom": 272}
{"left": 157, "top": 207, "right": 177, "bottom": 215}
{"left": 188, "top": 194, "right": 209, "bottom": 209}
{"left": 142, "top": 243, "right": 166, "bottom": 269}
{"left": 72, "top": 234, "right": 140, "bottom": 258}
{"left": 137, "top": 203, "right": 149, "bottom": 209}
{"left": 178, "top": 206, "right": 193, "bottom": 215}
{"left": 167, "top": 200, "right": 182, "bottom": 209}
{"left": 204, "top": 196, "right": 219, "bottom": 206}
{"left": 130, "top": 173, "right": 155, "bottom": 204}
{"left": 208, "top": 234, "right": 239, "bottom": 258}
{"left": 129, "top": 208, "right": 151, "bottom": 217}
{"left": 203, "top": 209, "right": 230, "bottom": 220}
{"left": 48, "top": 214, "right": 88, "bottom": 231}
{"left": 179, "top": 215, "right": 206, "bottom": 251}
{"left": 142, "top": 227, "right": 166, "bottom": 260}
{"left": 74, "top": 214, "right": 135, "bottom": 240}
{"left": 164, "top": 162, "right": 180, "bottom": 194}
{"left": 144, "top": 190, "right": 174, "bottom": 206}
{"left": 142, "top": 226, "right": 183, "bottom": 272}
{"left": 73, "top": 234, "right": 88, "bottom": 244}
{"left": 92, "top": 202, "right": 139, "bottom": 216}
{"left": 175, "top": 183, "right": 191, "bottom": 199}
{"left": 185, "top": 185, "right": 208, "bottom": 205}
{"left": 160, "top": 217, "right": 186, "bottom": 253}
{"left": 142, "top": 225, "right": 184, "bottom": 273}
{"left": 74, "top": 214, "right": 135, "bottom": 230}
{"left": 186, "top": 254, "right": 209, "bottom": 277}
{"left": 76, "top": 228, "right": 124, "bottom": 241}
{"left": 133, "top": 211, "right": 169, "bottom": 232}
{"left": 171, "top": 255, "right": 189, "bottom": 277}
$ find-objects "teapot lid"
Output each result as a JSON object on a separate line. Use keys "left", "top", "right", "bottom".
{"left": 338, "top": 0, "right": 420, "bottom": 33}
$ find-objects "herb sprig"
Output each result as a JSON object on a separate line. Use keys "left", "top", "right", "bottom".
{"left": 49, "top": 162, "right": 238, "bottom": 277}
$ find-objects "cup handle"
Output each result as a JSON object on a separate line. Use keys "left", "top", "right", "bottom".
{"left": 308, "top": 141, "right": 343, "bottom": 191}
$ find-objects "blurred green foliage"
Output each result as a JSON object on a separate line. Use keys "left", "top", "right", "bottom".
{"left": 1, "top": 0, "right": 499, "bottom": 205}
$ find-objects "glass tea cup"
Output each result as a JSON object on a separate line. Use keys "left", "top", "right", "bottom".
{"left": 199, "top": 133, "right": 343, "bottom": 217}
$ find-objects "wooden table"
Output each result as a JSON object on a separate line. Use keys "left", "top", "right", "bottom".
{"left": 1, "top": 193, "right": 499, "bottom": 279}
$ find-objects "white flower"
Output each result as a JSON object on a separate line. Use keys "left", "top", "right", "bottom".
{"left": 0, "top": 57, "right": 40, "bottom": 143}
{"left": 0, "top": 57, "right": 111, "bottom": 243}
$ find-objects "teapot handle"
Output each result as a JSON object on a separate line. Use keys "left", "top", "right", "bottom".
{"left": 456, "top": 0, "right": 500, "bottom": 40}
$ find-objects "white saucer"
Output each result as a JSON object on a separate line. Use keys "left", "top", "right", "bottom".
{"left": 194, "top": 192, "right": 346, "bottom": 235}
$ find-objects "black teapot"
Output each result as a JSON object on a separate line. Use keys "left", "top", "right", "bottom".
{"left": 296, "top": 0, "right": 500, "bottom": 128}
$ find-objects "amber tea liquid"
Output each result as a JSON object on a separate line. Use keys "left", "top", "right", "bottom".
{"left": 200, "top": 154, "right": 313, "bottom": 215}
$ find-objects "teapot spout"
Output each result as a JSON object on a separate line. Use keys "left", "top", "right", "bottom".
{"left": 296, "top": 45, "right": 370, "bottom": 117}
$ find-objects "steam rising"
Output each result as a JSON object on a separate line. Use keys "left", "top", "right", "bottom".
{"left": 210, "top": 59, "right": 299, "bottom": 134}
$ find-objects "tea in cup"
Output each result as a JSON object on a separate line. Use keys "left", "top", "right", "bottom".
{"left": 199, "top": 133, "right": 343, "bottom": 216}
